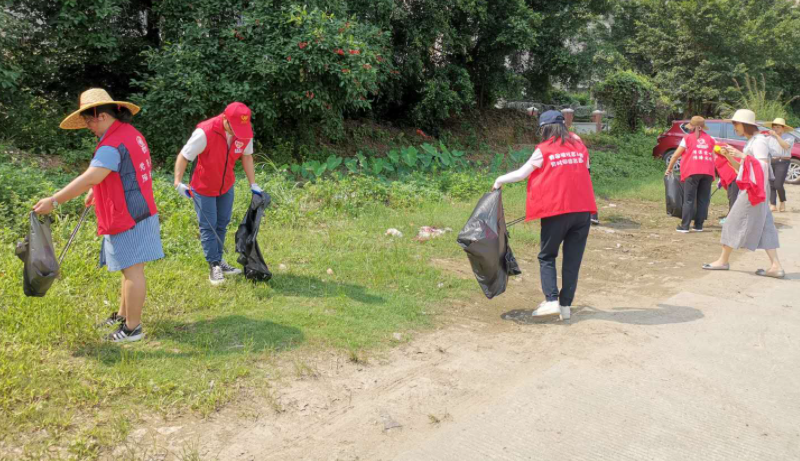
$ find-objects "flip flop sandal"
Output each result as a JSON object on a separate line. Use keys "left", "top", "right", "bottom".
{"left": 702, "top": 263, "right": 730, "bottom": 271}
{"left": 755, "top": 269, "right": 785, "bottom": 279}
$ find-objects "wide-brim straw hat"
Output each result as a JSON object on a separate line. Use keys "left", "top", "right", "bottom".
{"left": 688, "top": 115, "right": 707, "bottom": 130}
{"left": 60, "top": 88, "right": 140, "bottom": 130}
{"left": 761, "top": 117, "right": 795, "bottom": 131}
{"left": 724, "top": 109, "right": 758, "bottom": 127}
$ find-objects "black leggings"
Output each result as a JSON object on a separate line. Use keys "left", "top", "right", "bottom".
{"left": 538, "top": 212, "right": 591, "bottom": 307}
{"left": 771, "top": 160, "right": 790, "bottom": 205}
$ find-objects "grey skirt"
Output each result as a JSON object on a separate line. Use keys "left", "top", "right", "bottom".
{"left": 720, "top": 188, "right": 780, "bottom": 251}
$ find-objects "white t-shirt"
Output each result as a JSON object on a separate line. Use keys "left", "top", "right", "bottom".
{"left": 179, "top": 128, "right": 254, "bottom": 161}
{"left": 767, "top": 133, "right": 795, "bottom": 159}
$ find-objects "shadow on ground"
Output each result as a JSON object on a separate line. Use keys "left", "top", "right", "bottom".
{"left": 501, "top": 303, "right": 704, "bottom": 326}
{"left": 266, "top": 274, "right": 385, "bottom": 305}
{"left": 76, "top": 315, "right": 304, "bottom": 364}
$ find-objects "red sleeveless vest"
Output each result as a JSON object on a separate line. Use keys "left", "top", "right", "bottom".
{"left": 526, "top": 137, "right": 598, "bottom": 221}
{"left": 190, "top": 115, "right": 246, "bottom": 196}
{"left": 680, "top": 131, "right": 716, "bottom": 181}
{"left": 93, "top": 121, "right": 158, "bottom": 235}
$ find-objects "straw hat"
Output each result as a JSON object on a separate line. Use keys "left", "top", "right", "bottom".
{"left": 688, "top": 116, "right": 707, "bottom": 130}
{"left": 762, "top": 117, "right": 795, "bottom": 131}
{"left": 725, "top": 109, "right": 758, "bottom": 127}
{"left": 60, "top": 88, "right": 140, "bottom": 130}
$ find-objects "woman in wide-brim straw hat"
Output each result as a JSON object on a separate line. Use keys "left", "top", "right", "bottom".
{"left": 702, "top": 109, "right": 784, "bottom": 278}
{"left": 762, "top": 117, "right": 795, "bottom": 213}
{"left": 33, "top": 88, "right": 164, "bottom": 342}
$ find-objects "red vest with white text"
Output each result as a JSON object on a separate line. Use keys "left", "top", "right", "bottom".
{"left": 680, "top": 131, "right": 716, "bottom": 181}
{"left": 526, "top": 137, "right": 598, "bottom": 221}
{"left": 190, "top": 115, "right": 246, "bottom": 196}
{"left": 93, "top": 121, "right": 158, "bottom": 235}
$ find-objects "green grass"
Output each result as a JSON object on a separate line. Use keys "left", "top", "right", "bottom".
{"left": 0, "top": 132, "right": 661, "bottom": 458}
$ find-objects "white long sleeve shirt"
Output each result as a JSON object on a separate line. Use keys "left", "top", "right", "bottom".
{"left": 179, "top": 128, "right": 254, "bottom": 161}
{"left": 493, "top": 147, "right": 590, "bottom": 190}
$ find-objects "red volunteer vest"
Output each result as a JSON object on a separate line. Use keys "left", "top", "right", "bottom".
{"left": 93, "top": 121, "right": 158, "bottom": 235}
{"left": 190, "top": 115, "right": 246, "bottom": 196}
{"left": 526, "top": 137, "right": 598, "bottom": 221}
{"left": 680, "top": 131, "right": 716, "bottom": 181}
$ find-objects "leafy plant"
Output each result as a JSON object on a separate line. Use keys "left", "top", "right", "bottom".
{"left": 718, "top": 74, "right": 799, "bottom": 122}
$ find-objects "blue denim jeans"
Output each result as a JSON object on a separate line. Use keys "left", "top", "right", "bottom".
{"left": 193, "top": 187, "right": 235, "bottom": 265}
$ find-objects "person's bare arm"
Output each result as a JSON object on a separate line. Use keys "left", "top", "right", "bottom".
{"left": 665, "top": 146, "right": 685, "bottom": 175}
{"left": 241, "top": 154, "right": 256, "bottom": 186}
{"left": 174, "top": 153, "right": 190, "bottom": 187}
{"left": 34, "top": 167, "right": 111, "bottom": 214}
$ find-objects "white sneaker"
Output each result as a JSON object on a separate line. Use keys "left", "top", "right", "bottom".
{"left": 560, "top": 305, "right": 571, "bottom": 320}
{"left": 531, "top": 300, "right": 561, "bottom": 317}
{"left": 209, "top": 265, "right": 225, "bottom": 285}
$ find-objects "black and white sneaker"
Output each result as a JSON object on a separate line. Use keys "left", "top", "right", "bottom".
{"left": 676, "top": 227, "right": 690, "bottom": 234}
{"left": 96, "top": 312, "right": 125, "bottom": 329}
{"left": 106, "top": 324, "right": 143, "bottom": 343}
{"left": 209, "top": 265, "right": 225, "bottom": 285}
{"left": 219, "top": 260, "right": 242, "bottom": 276}
{"left": 691, "top": 227, "right": 704, "bottom": 232}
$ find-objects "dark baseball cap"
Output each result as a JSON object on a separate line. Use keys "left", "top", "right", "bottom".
{"left": 539, "top": 110, "right": 565, "bottom": 127}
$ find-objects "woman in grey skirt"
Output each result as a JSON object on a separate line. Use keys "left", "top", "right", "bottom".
{"left": 702, "top": 109, "right": 785, "bottom": 279}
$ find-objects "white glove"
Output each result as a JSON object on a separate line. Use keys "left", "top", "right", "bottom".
{"left": 175, "top": 183, "right": 192, "bottom": 199}
{"left": 250, "top": 183, "right": 263, "bottom": 195}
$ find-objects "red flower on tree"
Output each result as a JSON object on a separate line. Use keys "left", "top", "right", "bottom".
{"left": 287, "top": 56, "right": 292, "bottom": 62}
{"left": 363, "top": 64, "right": 372, "bottom": 70}
{"left": 335, "top": 49, "right": 345, "bottom": 56}
{"left": 349, "top": 49, "right": 360, "bottom": 55}
{"left": 342, "top": 69, "right": 351, "bottom": 74}
{"left": 298, "top": 42, "right": 308, "bottom": 49}
{"left": 306, "top": 91, "right": 315, "bottom": 99}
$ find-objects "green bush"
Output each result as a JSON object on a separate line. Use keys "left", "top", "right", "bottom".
{"left": 134, "top": 4, "right": 393, "bottom": 163}
{"left": 594, "top": 70, "right": 662, "bottom": 133}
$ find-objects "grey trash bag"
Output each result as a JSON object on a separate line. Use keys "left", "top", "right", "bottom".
{"left": 235, "top": 192, "right": 273, "bottom": 282}
{"left": 457, "top": 190, "right": 521, "bottom": 299}
{"left": 15, "top": 212, "right": 59, "bottom": 297}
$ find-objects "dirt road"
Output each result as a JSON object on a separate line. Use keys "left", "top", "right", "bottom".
{"left": 128, "top": 190, "right": 800, "bottom": 460}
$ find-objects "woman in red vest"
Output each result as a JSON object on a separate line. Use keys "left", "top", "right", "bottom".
{"left": 492, "top": 110, "right": 598, "bottom": 321}
{"left": 173, "top": 103, "right": 260, "bottom": 285}
{"left": 33, "top": 89, "right": 164, "bottom": 342}
{"left": 665, "top": 116, "right": 716, "bottom": 233}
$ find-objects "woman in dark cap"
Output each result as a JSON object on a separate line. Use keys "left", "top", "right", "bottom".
{"left": 492, "top": 110, "right": 598, "bottom": 321}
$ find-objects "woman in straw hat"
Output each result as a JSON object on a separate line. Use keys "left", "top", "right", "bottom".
{"left": 762, "top": 118, "right": 795, "bottom": 213}
{"left": 33, "top": 88, "right": 164, "bottom": 342}
{"left": 702, "top": 109, "right": 784, "bottom": 278}
{"left": 665, "top": 116, "right": 717, "bottom": 233}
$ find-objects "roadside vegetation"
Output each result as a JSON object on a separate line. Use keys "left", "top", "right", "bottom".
{"left": 1, "top": 126, "right": 667, "bottom": 458}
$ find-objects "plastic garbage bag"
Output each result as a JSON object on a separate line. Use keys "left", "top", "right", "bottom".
{"left": 664, "top": 174, "right": 684, "bottom": 218}
{"left": 664, "top": 174, "right": 698, "bottom": 218}
{"left": 15, "top": 212, "right": 59, "bottom": 297}
{"left": 457, "top": 190, "right": 521, "bottom": 299}
{"left": 235, "top": 192, "right": 273, "bottom": 282}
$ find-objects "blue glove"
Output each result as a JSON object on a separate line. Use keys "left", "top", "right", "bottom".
{"left": 250, "top": 183, "right": 263, "bottom": 196}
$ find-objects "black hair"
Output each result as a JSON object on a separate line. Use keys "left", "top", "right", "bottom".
{"left": 540, "top": 123, "right": 575, "bottom": 146}
{"left": 80, "top": 103, "right": 134, "bottom": 123}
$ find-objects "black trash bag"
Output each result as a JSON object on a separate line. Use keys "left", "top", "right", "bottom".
{"left": 235, "top": 192, "right": 273, "bottom": 282}
{"left": 15, "top": 212, "right": 59, "bottom": 297}
{"left": 457, "top": 190, "right": 521, "bottom": 299}
{"left": 664, "top": 174, "right": 684, "bottom": 218}
{"left": 664, "top": 174, "right": 697, "bottom": 218}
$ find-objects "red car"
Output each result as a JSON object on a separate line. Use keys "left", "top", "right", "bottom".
{"left": 653, "top": 120, "right": 800, "bottom": 184}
